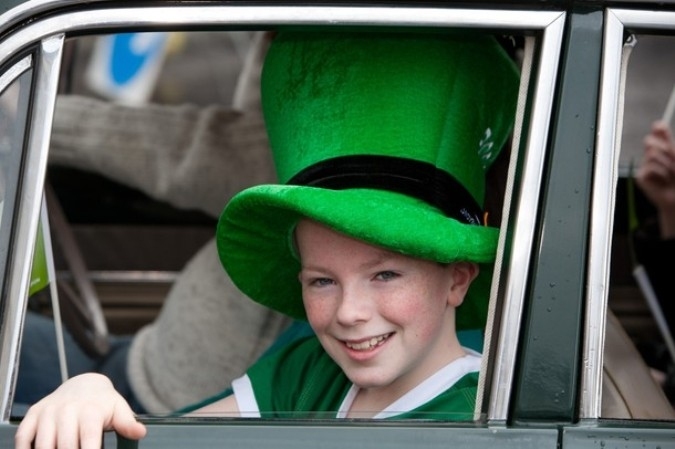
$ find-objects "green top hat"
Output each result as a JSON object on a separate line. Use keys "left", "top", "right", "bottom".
{"left": 217, "top": 31, "right": 519, "bottom": 330}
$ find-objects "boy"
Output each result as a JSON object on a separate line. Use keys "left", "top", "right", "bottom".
{"left": 15, "top": 30, "right": 518, "bottom": 448}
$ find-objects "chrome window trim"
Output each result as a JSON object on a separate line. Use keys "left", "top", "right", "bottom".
{"left": 0, "top": 54, "right": 33, "bottom": 422}
{"left": 0, "top": 34, "right": 63, "bottom": 422}
{"left": 0, "top": 6, "right": 564, "bottom": 64}
{"left": 0, "top": 55, "right": 31, "bottom": 95}
{"left": 486, "top": 14, "right": 565, "bottom": 423}
{"left": 583, "top": 8, "right": 675, "bottom": 419}
{"left": 0, "top": 0, "right": 85, "bottom": 35}
{"left": 0, "top": 3, "right": 565, "bottom": 424}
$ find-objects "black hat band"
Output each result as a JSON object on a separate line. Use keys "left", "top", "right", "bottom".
{"left": 287, "top": 155, "right": 483, "bottom": 225}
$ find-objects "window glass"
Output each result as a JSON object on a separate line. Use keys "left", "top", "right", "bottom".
{"left": 11, "top": 26, "right": 535, "bottom": 424}
{"left": 605, "top": 33, "right": 675, "bottom": 420}
{"left": 0, "top": 60, "right": 32, "bottom": 298}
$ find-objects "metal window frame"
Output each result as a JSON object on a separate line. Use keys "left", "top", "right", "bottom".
{"left": 582, "top": 8, "right": 675, "bottom": 419}
{"left": 0, "top": 1, "right": 565, "bottom": 428}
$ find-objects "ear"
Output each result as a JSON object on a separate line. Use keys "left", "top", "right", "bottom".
{"left": 446, "top": 262, "right": 479, "bottom": 307}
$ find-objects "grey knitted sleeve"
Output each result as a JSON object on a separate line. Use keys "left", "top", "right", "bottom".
{"left": 49, "top": 95, "right": 275, "bottom": 218}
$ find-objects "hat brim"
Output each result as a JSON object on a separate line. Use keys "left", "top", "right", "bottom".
{"left": 217, "top": 184, "right": 498, "bottom": 329}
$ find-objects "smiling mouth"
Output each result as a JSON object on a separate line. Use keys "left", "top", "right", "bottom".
{"left": 344, "top": 333, "right": 392, "bottom": 351}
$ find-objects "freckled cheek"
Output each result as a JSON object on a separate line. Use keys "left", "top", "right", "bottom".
{"left": 302, "top": 295, "right": 336, "bottom": 330}
{"left": 383, "top": 289, "right": 444, "bottom": 339}
{"left": 389, "top": 296, "right": 422, "bottom": 320}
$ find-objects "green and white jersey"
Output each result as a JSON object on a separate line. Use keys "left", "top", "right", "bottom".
{"left": 231, "top": 336, "right": 481, "bottom": 420}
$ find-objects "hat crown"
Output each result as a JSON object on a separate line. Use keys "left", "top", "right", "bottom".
{"left": 216, "top": 31, "right": 520, "bottom": 327}
{"left": 261, "top": 31, "right": 519, "bottom": 207}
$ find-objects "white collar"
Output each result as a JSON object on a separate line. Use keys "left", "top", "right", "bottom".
{"left": 336, "top": 348, "right": 481, "bottom": 419}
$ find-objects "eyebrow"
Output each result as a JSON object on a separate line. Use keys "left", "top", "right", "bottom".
{"left": 301, "top": 247, "right": 400, "bottom": 271}
{"left": 361, "top": 251, "right": 400, "bottom": 269}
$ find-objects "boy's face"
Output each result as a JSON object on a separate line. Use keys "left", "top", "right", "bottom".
{"left": 296, "top": 219, "right": 477, "bottom": 400}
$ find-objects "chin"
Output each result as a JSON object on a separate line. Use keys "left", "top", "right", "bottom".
{"left": 342, "top": 367, "right": 395, "bottom": 389}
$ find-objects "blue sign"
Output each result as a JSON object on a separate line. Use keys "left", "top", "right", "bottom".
{"left": 86, "top": 32, "right": 169, "bottom": 105}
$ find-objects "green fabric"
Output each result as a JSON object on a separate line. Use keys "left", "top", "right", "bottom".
{"left": 176, "top": 320, "right": 315, "bottom": 414}
{"left": 245, "top": 336, "right": 478, "bottom": 420}
{"left": 217, "top": 31, "right": 519, "bottom": 329}
{"left": 263, "top": 32, "right": 515, "bottom": 190}
{"left": 177, "top": 323, "right": 484, "bottom": 415}
{"left": 387, "top": 374, "right": 478, "bottom": 421}
{"left": 29, "top": 221, "right": 49, "bottom": 296}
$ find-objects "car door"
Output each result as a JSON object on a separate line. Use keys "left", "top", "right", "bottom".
{"left": 2, "top": 1, "right": 671, "bottom": 449}
{"left": 561, "top": 4, "right": 675, "bottom": 447}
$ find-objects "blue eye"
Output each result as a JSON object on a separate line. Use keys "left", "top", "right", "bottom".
{"left": 376, "top": 271, "right": 400, "bottom": 281}
{"left": 310, "top": 277, "right": 335, "bottom": 287}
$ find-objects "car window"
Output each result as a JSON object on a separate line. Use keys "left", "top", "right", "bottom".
{"left": 0, "top": 57, "right": 35, "bottom": 426}
{"left": 18, "top": 23, "right": 556, "bottom": 418}
{"left": 0, "top": 3, "right": 573, "bottom": 448}
{"left": 594, "top": 9, "right": 675, "bottom": 421}
{"left": 604, "top": 32, "right": 675, "bottom": 420}
{"left": 0, "top": 58, "right": 32, "bottom": 295}
{"left": 21, "top": 27, "right": 536, "bottom": 421}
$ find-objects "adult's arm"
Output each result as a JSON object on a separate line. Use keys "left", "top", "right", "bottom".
{"left": 634, "top": 119, "right": 675, "bottom": 336}
{"left": 48, "top": 95, "right": 275, "bottom": 218}
{"left": 633, "top": 225, "right": 675, "bottom": 337}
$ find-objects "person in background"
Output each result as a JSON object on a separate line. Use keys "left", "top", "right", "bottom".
{"left": 634, "top": 120, "right": 675, "bottom": 302}
{"left": 632, "top": 119, "right": 675, "bottom": 401}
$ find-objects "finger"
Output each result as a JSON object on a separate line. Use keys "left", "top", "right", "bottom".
{"left": 79, "top": 419, "right": 104, "bottom": 449}
{"left": 661, "top": 142, "right": 675, "bottom": 169}
{"left": 110, "top": 400, "right": 147, "bottom": 441}
{"left": 14, "top": 410, "right": 39, "bottom": 449}
{"left": 646, "top": 146, "right": 675, "bottom": 179}
{"left": 640, "top": 166, "right": 669, "bottom": 186}
{"left": 642, "top": 132, "right": 674, "bottom": 164}
{"left": 635, "top": 159, "right": 670, "bottom": 193}
{"left": 644, "top": 133, "right": 669, "bottom": 155}
{"left": 56, "top": 406, "right": 86, "bottom": 449}
{"left": 78, "top": 402, "right": 113, "bottom": 449}
{"left": 31, "top": 410, "right": 57, "bottom": 449}
{"left": 651, "top": 120, "right": 673, "bottom": 141}
{"left": 645, "top": 150, "right": 672, "bottom": 172}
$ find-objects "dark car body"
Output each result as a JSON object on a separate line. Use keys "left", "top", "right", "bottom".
{"left": 0, "top": 0, "right": 674, "bottom": 447}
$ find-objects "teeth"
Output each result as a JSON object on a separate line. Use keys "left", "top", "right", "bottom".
{"left": 345, "top": 334, "right": 389, "bottom": 351}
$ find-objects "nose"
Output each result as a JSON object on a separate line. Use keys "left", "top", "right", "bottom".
{"left": 335, "top": 283, "right": 372, "bottom": 325}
